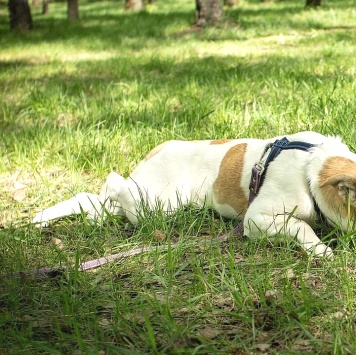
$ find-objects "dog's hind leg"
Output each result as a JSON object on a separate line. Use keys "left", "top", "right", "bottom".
{"left": 87, "top": 172, "right": 139, "bottom": 225}
{"left": 32, "top": 193, "right": 100, "bottom": 227}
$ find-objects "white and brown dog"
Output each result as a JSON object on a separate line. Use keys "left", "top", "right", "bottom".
{"left": 32, "top": 131, "right": 356, "bottom": 257}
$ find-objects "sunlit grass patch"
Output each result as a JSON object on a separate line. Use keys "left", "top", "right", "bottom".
{"left": 1, "top": 0, "right": 356, "bottom": 353}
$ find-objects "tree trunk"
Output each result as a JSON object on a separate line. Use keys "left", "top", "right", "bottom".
{"left": 195, "top": 0, "right": 222, "bottom": 26}
{"left": 306, "top": 0, "right": 321, "bottom": 7}
{"left": 42, "top": 0, "right": 49, "bottom": 14}
{"left": 67, "top": 0, "right": 79, "bottom": 21}
{"left": 8, "top": 0, "right": 33, "bottom": 31}
{"left": 224, "top": 0, "right": 239, "bottom": 7}
{"left": 125, "top": 0, "right": 144, "bottom": 11}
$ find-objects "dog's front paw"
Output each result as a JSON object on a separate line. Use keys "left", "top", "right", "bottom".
{"left": 32, "top": 212, "right": 50, "bottom": 228}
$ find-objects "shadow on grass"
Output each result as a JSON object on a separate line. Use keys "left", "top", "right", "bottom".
{"left": 1, "top": 0, "right": 355, "bottom": 145}
{"left": 0, "top": 4, "right": 194, "bottom": 48}
{"left": 1, "top": 50, "right": 354, "bottom": 92}
{"left": 1, "top": 51, "right": 354, "bottom": 138}
{"left": 1, "top": 0, "right": 355, "bottom": 49}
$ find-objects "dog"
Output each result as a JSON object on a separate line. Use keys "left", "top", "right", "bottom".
{"left": 32, "top": 131, "right": 356, "bottom": 257}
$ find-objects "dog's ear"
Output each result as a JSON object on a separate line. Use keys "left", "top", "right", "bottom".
{"left": 321, "top": 174, "right": 356, "bottom": 205}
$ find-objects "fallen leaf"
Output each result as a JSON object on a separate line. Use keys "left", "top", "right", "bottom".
{"left": 154, "top": 229, "right": 166, "bottom": 242}
{"left": 292, "top": 338, "right": 313, "bottom": 352}
{"left": 253, "top": 343, "right": 271, "bottom": 351}
{"left": 12, "top": 189, "right": 26, "bottom": 202}
{"left": 285, "top": 269, "right": 295, "bottom": 279}
{"left": 295, "top": 339, "right": 311, "bottom": 346}
{"left": 52, "top": 237, "right": 64, "bottom": 249}
{"left": 98, "top": 317, "right": 111, "bottom": 328}
{"left": 14, "top": 182, "right": 26, "bottom": 189}
{"left": 214, "top": 295, "right": 234, "bottom": 310}
{"left": 302, "top": 272, "right": 310, "bottom": 280}
{"left": 256, "top": 331, "right": 269, "bottom": 342}
{"left": 198, "top": 326, "right": 221, "bottom": 339}
{"left": 57, "top": 112, "right": 75, "bottom": 127}
{"left": 234, "top": 254, "right": 246, "bottom": 263}
{"left": 265, "top": 289, "right": 279, "bottom": 300}
{"left": 332, "top": 309, "right": 348, "bottom": 320}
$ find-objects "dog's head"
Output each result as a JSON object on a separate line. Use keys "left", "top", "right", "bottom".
{"left": 321, "top": 175, "right": 356, "bottom": 207}
{"left": 319, "top": 156, "right": 356, "bottom": 223}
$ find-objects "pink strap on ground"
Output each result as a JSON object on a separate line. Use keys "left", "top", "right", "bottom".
{"left": 3, "top": 234, "right": 230, "bottom": 280}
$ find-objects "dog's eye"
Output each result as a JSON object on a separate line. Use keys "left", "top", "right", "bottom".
{"left": 350, "top": 189, "right": 356, "bottom": 201}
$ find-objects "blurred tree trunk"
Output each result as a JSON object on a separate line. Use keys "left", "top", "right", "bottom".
{"left": 224, "top": 0, "right": 239, "bottom": 7}
{"left": 125, "top": 0, "right": 144, "bottom": 10}
{"left": 306, "top": 0, "right": 321, "bottom": 7}
{"left": 195, "top": 0, "right": 222, "bottom": 26}
{"left": 42, "top": 0, "right": 49, "bottom": 14}
{"left": 8, "top": 0, "right": 33, "bottom": 31}
{"left": 67, "top": 0, "right": 79, "bottom": 20}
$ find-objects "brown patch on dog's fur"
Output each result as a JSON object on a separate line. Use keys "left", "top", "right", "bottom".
{"left": 319, "top": 156, "right": 356, "bottom": 218}
{"left": 144, "top": 141, "right": 171, "bottom": 161}
{"left": 210, "top": 139, "right": 233, "bottom": 145}
{"left": 213, "top": 143, "right": 248, "bottom": 214}
{"left": 319, "top": 157, "right": 356, "bottom": 186}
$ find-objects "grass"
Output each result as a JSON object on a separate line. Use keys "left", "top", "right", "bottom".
{"left": 1, "top": 0, "right": 356, "bottom": 353}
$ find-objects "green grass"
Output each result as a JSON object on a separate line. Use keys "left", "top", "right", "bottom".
{"left": 1, "top": 0, "right": 356, "bottom": 353}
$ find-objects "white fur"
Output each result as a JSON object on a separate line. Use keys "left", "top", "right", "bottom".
{"left": 32, "top": 131, "right": 356, "bottom": 257}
